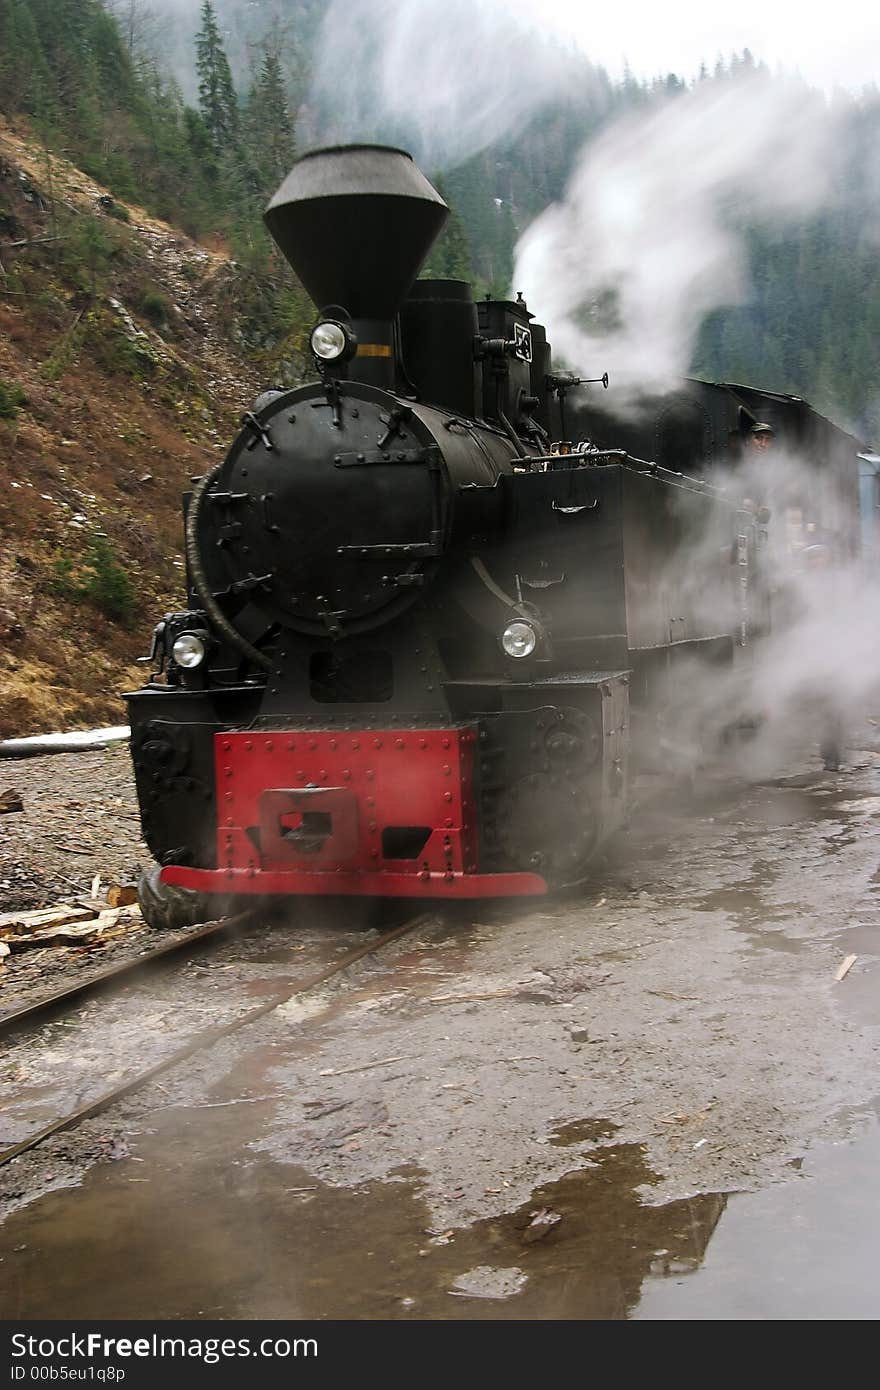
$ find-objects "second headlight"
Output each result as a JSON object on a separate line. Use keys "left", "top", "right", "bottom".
{"left": 501, "top": 621, "right": 538, "bottom": 659}
{"left": 171, "top": 632, "right": 207, "bottom": 669}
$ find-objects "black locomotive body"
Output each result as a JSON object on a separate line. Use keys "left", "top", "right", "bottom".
{"left": 127, "top": 145, "right": 760, "bottom": 924}
{"left": 568, "top": 377, "right": 867, "bottom": 561}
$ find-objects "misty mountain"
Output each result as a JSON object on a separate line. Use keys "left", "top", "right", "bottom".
{"left": 135, "top": 0, "right": 323, "bottom": 100}
{"left": 1, "top": 0, "right": 878, "bottom": 441}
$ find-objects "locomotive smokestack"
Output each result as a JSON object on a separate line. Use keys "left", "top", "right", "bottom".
{"left": 264, "top": 144, "right": 449, "bottom": 320}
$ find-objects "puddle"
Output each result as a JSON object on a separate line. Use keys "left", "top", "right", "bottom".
{"left": 836, "top": 924, "right": 880, "bottom": 955}
{"left": 548, "top": 1118, "right": 619, "bottom": 1147}
{"left": 827, "top": 924, "right": 880, "bottom": 1028}
{"left": 687, "top": 882, "right": 810, "bottom": 955}
{"left": 15, "top": 1098, "right": 879, "bottom": 1320}
{"left": 636, "top": 1109, "right": 880, "bottom": 1320}
{"left": 0, "top": 1105, "right": 725, "bottom": 1320}
{"left": 831, "top": 797, "right": 880, "bottom": 817}
{"left": 691, "top": 887, "right": 768, "bottom": 916}
{"left": 734, "top": 781, "right": 878, "bottom": 835}
{"left": 5, "top": 1078, "right": 879, "bottom": 1320}
{"left": 750, "top": 788, "right": 817, "bottom": 826}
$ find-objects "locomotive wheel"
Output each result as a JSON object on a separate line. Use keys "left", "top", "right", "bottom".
{"left": 137, "top": 863, "right": 236, "bottom": 932}
{"left": 495, "top": 772, "right": 598, "bottom": 888}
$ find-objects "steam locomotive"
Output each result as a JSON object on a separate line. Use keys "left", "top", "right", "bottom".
{"left": 128, "top": 144, "right": 762, "bottom": 928}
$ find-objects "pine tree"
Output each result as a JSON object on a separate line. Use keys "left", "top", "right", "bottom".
{"left": 420, "top": 176, "right": 471, "bottom": 281}
{"left": 0, "top": 0, "right": 54, "bottom": 118}
{"left": 245, "top": 46, "right": 295, "bottom": 195}
{"left": 195, "top": 0, "right": 239, "bottom": 155}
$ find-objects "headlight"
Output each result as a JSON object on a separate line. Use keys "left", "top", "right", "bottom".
{"left": 171, "top": 632, "right": 207, "bottom": 669}
{"left": 310, "top": 320, "right": 353, "bottom": 361}
{"left": 501, "top": 620, "right": 538, "bottom": 658}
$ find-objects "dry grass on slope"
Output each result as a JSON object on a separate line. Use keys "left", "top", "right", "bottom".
{"left": 0, "top": 119, "right": 263, "bottom": 737}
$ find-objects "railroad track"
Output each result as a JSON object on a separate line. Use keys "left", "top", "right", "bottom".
{"left": 0, "top": 910, "right": 258, "bottom": 1041}
{"left": 0, "top": 909, "right": 432, "bottom": 1170}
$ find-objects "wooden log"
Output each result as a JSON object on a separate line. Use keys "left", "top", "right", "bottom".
{"left": 5, "top": 234, "right": 68, "bottom": 249}
{"left": 106, "top": 884, "right": 138, "bottom": 908}
{"left": 0, "top": 725, "right": 130, "bottom": 759}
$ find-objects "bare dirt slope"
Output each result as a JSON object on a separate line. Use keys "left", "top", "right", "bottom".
{"left": 0, "top": 117, "right": 265, "bottom": 736}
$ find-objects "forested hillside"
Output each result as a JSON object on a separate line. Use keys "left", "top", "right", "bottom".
{"left": 2, "top": 0, "right": 878, "bottom": 434}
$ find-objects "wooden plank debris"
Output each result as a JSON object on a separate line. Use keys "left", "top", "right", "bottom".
{"left": 834, "top": 953, "right": 858, "bottom": 982}
{"left": 0, "top": 904, "right": 97, "bottom": 933}
{"left": 318, "top": 1056, "right": 405, "bottom": 1078}
{"left": 428, "top": 988, "right": 519, "bottom": 1004}
{"left": 0, "top": 902, "right": 142, "bottom": 950}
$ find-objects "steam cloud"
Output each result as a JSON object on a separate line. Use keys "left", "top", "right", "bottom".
{"left": 653, "top": 447, "right": 880, "bottom": 779}
{"left": 307, "top": 0, "right": 586, "bottom": 168}
{"left": 514, "top": 71, "right": 841, "bottom": 404}
{"left": 309, "top": 7, "right": 850, "bottom": 423}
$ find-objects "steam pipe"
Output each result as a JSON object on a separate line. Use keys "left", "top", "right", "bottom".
{"left": 185, "top": 465, "right": 273, "bottom": 672}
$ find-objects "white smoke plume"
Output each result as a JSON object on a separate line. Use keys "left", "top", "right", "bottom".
{"left": 515, "top": 71, "right": 841, "bottom": 406}
{"left": 306, "top": 0, "right": 587, "bottom": 169}
{"left": 650, "top": 445, "right": 880, "bottom": 779}
{"left": 731, "top": 448, "right": 880, "bottom": 772}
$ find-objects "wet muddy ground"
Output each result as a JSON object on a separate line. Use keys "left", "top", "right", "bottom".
{"left": 1, "top": 739, "right": 879, "bottom": 1319}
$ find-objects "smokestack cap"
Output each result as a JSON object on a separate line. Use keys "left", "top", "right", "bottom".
{"left": 265, "top": 144, "right": 449, "bottom": 320}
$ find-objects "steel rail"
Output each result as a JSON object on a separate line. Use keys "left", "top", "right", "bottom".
{"left": 0, "top": 910, "right": 260, "bottom": 1042}
{"left": 0, "top": 911, "right": 431, "bottom": 1169}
